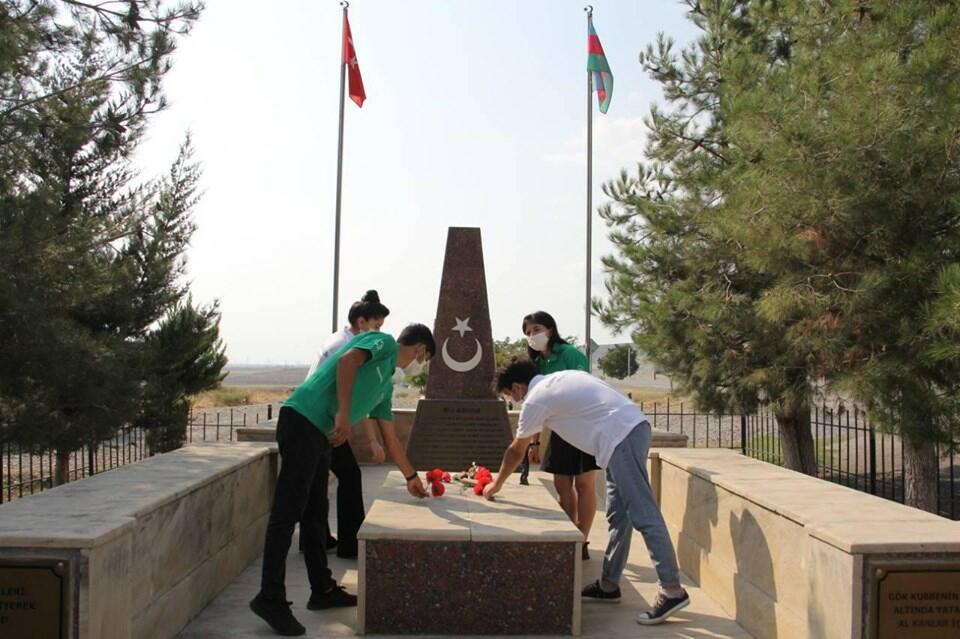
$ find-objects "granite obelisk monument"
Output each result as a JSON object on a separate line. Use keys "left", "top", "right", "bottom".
{"left": 406, "top": 227, "right": 513, "bottom": 470}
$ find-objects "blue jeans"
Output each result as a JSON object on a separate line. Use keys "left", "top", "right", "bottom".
{"left": 602, "top": 421, "right": 681, "bottom": 587}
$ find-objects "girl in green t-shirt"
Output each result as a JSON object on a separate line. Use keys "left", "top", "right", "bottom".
{"left": 522, "top": 310, "right": 599, "bottom": 560}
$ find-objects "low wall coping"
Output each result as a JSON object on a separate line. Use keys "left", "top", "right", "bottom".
{"left": 657, "top": 448, "right": 960, "bottom": 554}
{"left": 359, "top": 471, "right": 582, "bottom": 542}
{"left": 0, "top": 442, "right": 276, "bottom": 549}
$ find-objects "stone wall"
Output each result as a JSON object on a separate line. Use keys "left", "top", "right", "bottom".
{"left": 0, "top": 443, "right": 277, "bottom": 639}
{"left": 653, "top": 448, "right": 960, "bottom": 639}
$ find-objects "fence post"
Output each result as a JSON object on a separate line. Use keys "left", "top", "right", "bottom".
{"left": 869, "top": 425, "right": 877, "bottom": 496}
{"left": 88, "top": 444, "right": 95, "bottom": 478}
{"left": 268, "top": 404, "right": 273, "bottom": 421}
{"left": 740, "top": 415, "right": 747, "bottom": 456}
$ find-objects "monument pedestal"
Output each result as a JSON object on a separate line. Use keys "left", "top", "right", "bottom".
{"left": 358, "top": 472, "right": 582, "bottom": 635}
{"left": 406, "top": 399, "right": 512, "bottom": 471}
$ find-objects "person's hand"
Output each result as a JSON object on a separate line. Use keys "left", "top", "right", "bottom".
{"left": 483, "top": 482, "right": 500, "bottom": 501}
{"left": 330, "top": 412, "right": 351, "bottom": 447}
{"left": 369, "top": 440, "right": 386, "bottom": 463}
{"left": 407, "top": 475, "right": 427, "bottom": 498}
{"left": 527, "top": 445, "right": 541, "bottom": 465}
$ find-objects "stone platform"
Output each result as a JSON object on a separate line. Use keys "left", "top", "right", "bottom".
{"left": 358, "top": 471, "right": 582, "bottom": 635}
{"left": 178, "top": 464, "right": 751, "bottom": 638}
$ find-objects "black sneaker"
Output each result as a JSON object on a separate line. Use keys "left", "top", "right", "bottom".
{"left": 581, "top": 542, "right": 590, "bottom": 561}
{"left": 637, "top": 590, "right": 690, "bottom": 625}
{"left": 249, "top": 594, "right": 306, "bottom": 636}
{"left": 581, "top": 579, "right": 621, "bottom": 603}
{"left": 306, "top": 585, "right": 358, "bottom": 610}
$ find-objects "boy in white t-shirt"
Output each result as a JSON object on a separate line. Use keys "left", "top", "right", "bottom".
{"left": 486, "top": 360, "right": 690, "bottom": 626}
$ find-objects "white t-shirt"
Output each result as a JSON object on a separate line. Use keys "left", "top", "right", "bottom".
{"left": 305, "top": 327, "right": 354, "bottom": 380}
{"left": 517, "top": 371, "right": 647, "bottom": 468}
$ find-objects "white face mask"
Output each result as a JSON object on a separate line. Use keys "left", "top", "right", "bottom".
{"left": 402, "top": 355, "right": 425, "bottom": 377}
{"left": 527, "top": 332, "right": 549, "bottom": 352}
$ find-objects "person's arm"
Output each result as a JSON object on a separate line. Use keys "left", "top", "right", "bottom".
{"left": 331, "top": 348, "right": 370, "bottom": 446}
{"left": 485, "top": 401, "right": 545, "bottom": 500}
{"left": 363, "top": 419, "right": 386, "bottom": 463}
{"left": 483, "top": 435, "right": 535, "bottom": 500}
{"left": 377, "top": 419, "right": 427, "bottom": 498}
{"left": 527, "top": 437, "right": 542, "bottom": 464}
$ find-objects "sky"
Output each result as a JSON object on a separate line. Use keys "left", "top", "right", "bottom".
{"left": 135, "top": 1, "right": 701, "bottom": 365}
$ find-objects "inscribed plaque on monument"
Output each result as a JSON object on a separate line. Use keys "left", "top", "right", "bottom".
{"left": 0, "top": 558, "right": 69, "bottom": 639}
{"left": 406, "top": 227, "right": 513, "bottom": 469}
{"left": 406, "top": 399, "right": 512, "bottom": 470}
{"left": 869, "top": 561, "right": 960, "bottom": 639}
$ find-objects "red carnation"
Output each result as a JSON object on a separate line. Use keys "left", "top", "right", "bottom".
{"left": 441, "top": 472, "right": 452, "bottom": 483}
{"left": 426, "top": 468, "right": 444, "bottom": 483}
{"left": 473, "top": 473, "right": 493, "bottom": 495}
{"left": 431, "top": 480, "right": 445, "bottom": 497}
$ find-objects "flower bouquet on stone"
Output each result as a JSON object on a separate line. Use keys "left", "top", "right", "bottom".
{"left": 453, "top": 462, "right": 494, "bottom": 496}
{"left": 425, "top": 468, "right": 452, "bottom": 497}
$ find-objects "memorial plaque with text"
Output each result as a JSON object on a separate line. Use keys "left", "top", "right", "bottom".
{"left": 406, "top": 399, "right": 512, "bottom": 470}
{"left": 0, "top": 558, "right": 70, "bottom": 639}
{"left": 868, "top": 561, "right": 960, "bottom": 639}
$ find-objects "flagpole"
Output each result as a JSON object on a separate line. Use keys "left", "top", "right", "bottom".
{"left": 584, "top": 5, "right": 594, "bottom": 371}
{"left": 332, "top": 1, "right": 349, "bottom": 332}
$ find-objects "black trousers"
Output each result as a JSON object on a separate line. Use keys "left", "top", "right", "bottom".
{"left": 260, "top": 407, "right": 336, "bottom": 601}
{"left": 328, "top": 441, "right": 366, "bottom": 554}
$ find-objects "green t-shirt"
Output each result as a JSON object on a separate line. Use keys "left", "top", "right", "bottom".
{"left": 535, "top": 341, "right": 589, "bottom": 375}
{"left": 285, "top": 331, "right": 397, "bottom": 433}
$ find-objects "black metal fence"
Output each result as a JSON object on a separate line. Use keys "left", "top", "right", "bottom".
{"left": 0, "top": 404, "right": 275, "bottom": 504}
{"left": 640, "top": 400, "right": 959, "bottom": 521}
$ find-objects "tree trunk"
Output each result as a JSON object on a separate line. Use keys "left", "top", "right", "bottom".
{"left": 775, "top": 406, "right": 818, "bottom": 476}
{"left": 903, "top": 438, "right": 938, "bottom": 514}
{"left": 53, "top": 449, "right": 71, "bottom": 486}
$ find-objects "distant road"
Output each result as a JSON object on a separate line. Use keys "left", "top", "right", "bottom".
{"left": 223, "top": 366, "right": 308, "bottom": 387}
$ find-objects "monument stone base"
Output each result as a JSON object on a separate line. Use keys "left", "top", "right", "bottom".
{"left": 358, "top": 471, "right": 582, "bottom": 636}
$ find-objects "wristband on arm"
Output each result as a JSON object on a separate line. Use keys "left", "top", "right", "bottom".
{"left": 404, "top": 471, "right": 418, "bottom": 482}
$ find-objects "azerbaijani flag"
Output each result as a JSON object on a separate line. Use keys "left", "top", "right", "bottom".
{"left": 587, "top": 17, "right": 613, "bottom": 114}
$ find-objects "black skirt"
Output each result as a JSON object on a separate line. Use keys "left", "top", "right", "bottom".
{"left": 541, "top": 430, "right": 600, "bottom": 475}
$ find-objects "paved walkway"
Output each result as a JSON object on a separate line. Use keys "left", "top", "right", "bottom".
{"left": 179, "top": 466, "right": 751, "bottom": 639}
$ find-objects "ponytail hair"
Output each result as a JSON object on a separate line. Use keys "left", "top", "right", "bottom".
{"left": 347, "top": 289, "right": 390, "bottom": 327}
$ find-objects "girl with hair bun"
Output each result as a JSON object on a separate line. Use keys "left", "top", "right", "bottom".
{"left": 302, "top": 290, "right": 390, "bottom": 558}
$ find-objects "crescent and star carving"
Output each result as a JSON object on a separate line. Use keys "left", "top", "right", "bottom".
{"left": 440, "top": 317, "right": 483, "bottom": 372}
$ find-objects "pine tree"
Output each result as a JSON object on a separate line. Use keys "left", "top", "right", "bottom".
{"left": 0, "top": 1, "right": 217, "bottom": 483}
{"left": 138, "top": 299, "right": 227, "bottom": 453}
{"left": 724, "top": 0, "right": 960, "bottom": 511}
{"left": 596, "top": 0, "right": 819, "bottom": 474}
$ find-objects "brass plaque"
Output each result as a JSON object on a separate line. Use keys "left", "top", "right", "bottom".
{"left": 870, "top": 562, "right": 960, "bottom": 638}
{"left": 0, "top": 559, "right": 69, "bottom": 639}
{"left": 406, "top": 399, "right": 513, "bottom": 471}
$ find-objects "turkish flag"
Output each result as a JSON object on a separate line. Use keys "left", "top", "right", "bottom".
{"left": 342, "top": 11, "right": 365, "bottom": 107}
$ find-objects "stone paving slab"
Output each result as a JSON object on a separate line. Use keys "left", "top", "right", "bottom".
{"left": 178, "top": 466, "right": 752, "bottom": 638}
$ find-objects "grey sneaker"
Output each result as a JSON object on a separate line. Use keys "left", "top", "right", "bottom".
{"left": 637, "top": 590, "right": 690, "bottom": 625}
